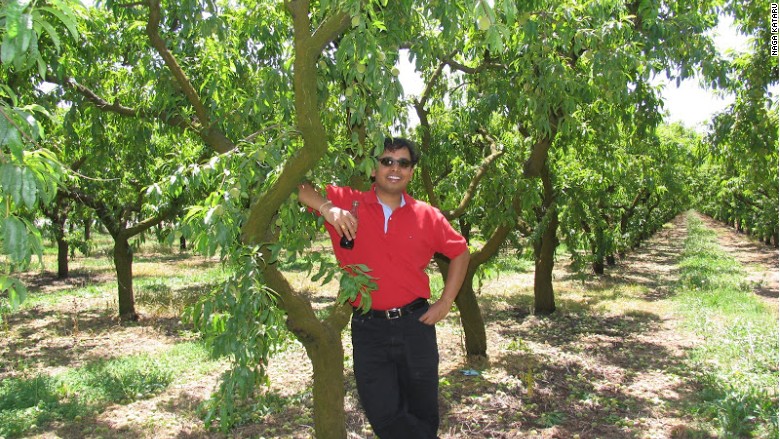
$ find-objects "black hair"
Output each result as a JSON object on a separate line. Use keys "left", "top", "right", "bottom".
{"left": 383, "top": 137, "right": 419, "bottom": 165}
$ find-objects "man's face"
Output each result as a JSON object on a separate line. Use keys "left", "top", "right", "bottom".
{"left": 372, "top": 147, "right": 414, "bottom": 197}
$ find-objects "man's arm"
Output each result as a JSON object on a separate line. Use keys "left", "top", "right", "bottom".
{"left": 298, "top": 182, "right": 357, "bottom": 239}
{"left": 418, "top": 249, "right": 470, "bottom": 325}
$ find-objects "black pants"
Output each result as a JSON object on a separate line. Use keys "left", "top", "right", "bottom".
{"left": 351, "top": 303, "right": 439, "bottom": 439}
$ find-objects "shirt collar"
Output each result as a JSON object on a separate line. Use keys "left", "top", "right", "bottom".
{"left": 366, "top": 184, "right": 412, "bottom": 207}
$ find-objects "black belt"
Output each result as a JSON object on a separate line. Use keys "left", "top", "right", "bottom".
{"left": 354, "top": 298, "right": 428, "bottom": 320}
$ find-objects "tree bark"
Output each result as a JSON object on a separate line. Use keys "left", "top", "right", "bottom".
{"left": 436, "top": 258, "right": 486, "bottom": 361}
{"left": 592, "top": 226, "right": 605, "bottom": 275}
{"left": 304, "top": 326, "right": 348, "bottom": 438}
{"left": 56, "top": 230, "right": 69, "bottom": 279}
{"left": 114, "top": 236, "right": 138, "bottom": 321}
{"left": 263, "top": 264, "right": 351, "bottom": 439}
{"left": 455, "top": 268, "right": 487, "bottom": 361}
{"left": 533, "top": 164, "right": 557, "bottom": 315}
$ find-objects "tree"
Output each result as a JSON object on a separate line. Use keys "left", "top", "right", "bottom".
{"left": 0, "top": 0, "right": 81, "bottom": 323}
{"left": 409, "top": 53, "right": 532, "bottom": 361}
{"left": 48, "top": 1, "right": 411, "bottom": 436}
{"left": 442, "top": 0, "right": 727, "bottom": 313}
{"left": 559, "top": 122, "right": 698, "bottom": 275}
{"left": 698, "top": 2, "right": 779, "bottom": 245}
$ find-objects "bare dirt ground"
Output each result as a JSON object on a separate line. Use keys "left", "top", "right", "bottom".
{"left": 3, "top": 213, "right": 777, "bottom": 438}
{"left": 695, "top": 214, "right": 779, "bottom": 306}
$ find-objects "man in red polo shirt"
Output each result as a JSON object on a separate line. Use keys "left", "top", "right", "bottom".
{"left": 298, "top": 137, "right": 469, "bottom": 438}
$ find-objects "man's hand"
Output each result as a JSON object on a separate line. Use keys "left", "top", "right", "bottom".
{"left": 322, "top": 204, "right": 358, "bottom": 240}
{"left": 418, "top": 250, "right": 469, "bottom": 325}
{"left": 418, "top": 298, "right": 453, "bottom": 325}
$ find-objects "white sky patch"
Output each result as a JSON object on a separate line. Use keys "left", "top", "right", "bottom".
{"left": 658, "top": 15, "right": 751, "bottom": 132}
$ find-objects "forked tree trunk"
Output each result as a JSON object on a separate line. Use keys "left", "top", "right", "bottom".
{"left": 263, "top": 265, "right": 352, "bottom": 439}
{"left": 114, "top": 236, "right": 138, "bottom": 321}
{"left": 533, "top": 165, "right": 557, "bottom": 315}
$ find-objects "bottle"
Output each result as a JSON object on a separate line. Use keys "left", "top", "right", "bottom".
{"left": 340, "top": 200, "right": 359, "bottom": 249}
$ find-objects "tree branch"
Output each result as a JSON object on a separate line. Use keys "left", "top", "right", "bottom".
{"left": 471, "top": 223, "right": 513, "bottom": 266}
{"left": 145, "top": 0, "right": 235, "bottom": 153}
{"left": 522, "top": 110, "right": 563, "bottom": 178}
{"left": 413, "top": 57, "right": 452, "bottom": 207}
{"left": 443, "top": 57, "right": 504, "bottom": 75}
{"left": 242, "top": 2, "right": 350, "bottom": 244}
{"left": 444, "top": 130, "right": 505, "bottom": 220}
{"left": 122, "top": 202, "right": 178, "bottom": 237}
{"left": 311, "top": 12, "right": 351, "bottom": 59}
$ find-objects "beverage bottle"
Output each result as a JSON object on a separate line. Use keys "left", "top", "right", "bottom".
{"left": 340, "top": 200, "right": 358, "bottom": 249}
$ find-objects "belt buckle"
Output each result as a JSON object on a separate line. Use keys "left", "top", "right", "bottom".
{"left": 385, "top": 308, "right": 402, "bottom": 319}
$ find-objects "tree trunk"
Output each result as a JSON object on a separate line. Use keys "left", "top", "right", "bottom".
{"left": 302, "top": 326, "right": 348, "bottom": 438}
{"left": 180, "top": 235, "right": 187, "bottom": 251}
{"left": 114, "top": 236, "right": 138, "bottom": 321}
{"left": 455, "top": 269, "right": 487, "bottom": 361}
{"left": 57, "top": 233, "right": 69, "bottom": 279}
{"left": 606, "top": 254, "right": 616, "bottom": 266}
{"left": 51, "top": 215, "right": 70, "bottom": 279}
{"left": 263, "top": 265, "right": 351, "bottom": 439}
{"left": 84, "top": 219, "right": 91, "bottom": 241}
{"left": 533, "top": 164, "right": 557, "bottom": 315}
{"left": 458, "top": 218, "right": 472, "bottom": 244}
{"left": 592, "top": 226, "right": 605, "bottom": 275}
{"left": 435, "top": 256, "right": 487, "bottom": 361}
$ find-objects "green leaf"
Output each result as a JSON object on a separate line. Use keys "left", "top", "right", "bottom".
{"left": 38, "top": 6, "right": 79, "bottom": 41}
{"left": 20, "top": 166, "right": 37, "bottom": 208}
{"left": 36, "top": 15, "right": 62, "bottom": 51}
{"left": 1, "top": 35, "right": 17, "bottom": 65}
{"left": 3, "top": 126, "right": 24, "bottom": 162}
{"left": 0, "top": 275, "right": 28, "bottom": 323}
{"left": 2, "top": 215, "right": 29, "bottom": 263}
{"left": 0, "top": 111, "right": 8, "bottom": 144}
{"left": 17, "top": 14, "right": 33, "bottom": 53}
{"left": 5, "top": 0, "right": 28, "bottom": 39}
{"left": 0, "top": 164, "right": 23, "bottom": 205}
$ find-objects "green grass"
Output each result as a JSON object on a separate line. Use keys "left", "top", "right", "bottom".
{"left": 0, "top": 342, "right": 222, "bottom": 438}
{"left": 674, "top": 213, "right": 778, "bottom": 438}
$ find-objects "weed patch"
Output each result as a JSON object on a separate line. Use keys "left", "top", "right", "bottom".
{"left": 674, "top": 213, "right": 779, "bottom": 438}
{"left": 0, "top": 342, "right": 220, "bottom": 438}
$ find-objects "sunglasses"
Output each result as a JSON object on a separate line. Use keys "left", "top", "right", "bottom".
{"left": 378, "top": 157, "right": 413, "bottom": 169}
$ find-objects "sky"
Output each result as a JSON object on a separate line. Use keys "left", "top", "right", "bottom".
{"left": 397, "top": 16, "right": 755, "bottom": 133}
{"left": 657, "top": 16, "right": 750, "bottom": 131}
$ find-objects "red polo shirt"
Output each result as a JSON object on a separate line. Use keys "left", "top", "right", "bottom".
{"left": 322, "top": 185, "right": 468, "bottom": 310}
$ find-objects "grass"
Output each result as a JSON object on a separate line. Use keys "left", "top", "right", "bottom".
{"left": 674, "top": 213, "right": 779, "bottom": 438}
{"left": 0, "top": 342, "right": 222, "bottom": 438}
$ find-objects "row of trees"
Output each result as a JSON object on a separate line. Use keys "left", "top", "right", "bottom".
{"left": 2, "top": 0, "right": 776, "bottom": 437}
{"left": 694, "top": 2, "right": 779, "bottom": 245}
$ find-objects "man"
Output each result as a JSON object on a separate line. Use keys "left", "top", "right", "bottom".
{"left": 298, "top": 137, "right": 470, "bottom": 438}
